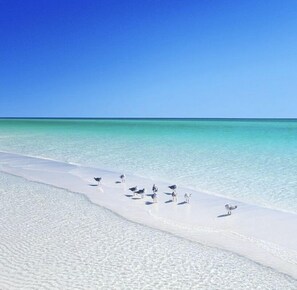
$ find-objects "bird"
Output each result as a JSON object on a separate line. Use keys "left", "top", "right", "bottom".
{"left": 129, "top": 186, "right": 138, "bottom": 192}
{"left": 225, "top": 204, "right": 238, "bottom": 215}
{"left": 152, "top": 184, "right": 158, "bottom": 193}
{"left": 94, "top": 177, "right": 102, "bottom": 185}
{"left": 136, "top": 188, "right": 145, "bottom": 198}
{"left": 151, "top": 193, "right": 158, "bottom": 203}
{"left": 184, "top": 193, "right": 192, "bottom": 203}
{"left": 171, "top": 191, "right": 177, "bottom": 202}
{"left": 169, "top": 184, "right": 177, "bottom": 191}
{"left": 129, "top": 186, "right": 138, "bottom": 196}
{"left": 120, "top": 174, "right": 126, "bottom": 183}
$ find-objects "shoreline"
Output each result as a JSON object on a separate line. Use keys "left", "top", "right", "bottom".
{"left": 0, "top": 151, "right": 296, "bottom": 279}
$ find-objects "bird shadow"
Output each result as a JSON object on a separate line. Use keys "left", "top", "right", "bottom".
{"left": 146, "top": 194, "right": 153, "bottom": 197}
{"left": 178, "top": 201, "right": 187, "bottom": 205}
{"left": 217, "top": 213, "right": 230, "bottom": 218}
{"left": 164, "top": 192, "right": 172, "bottom": 195}
{"left": 89, "top": 184, "right": 98, "bottom": 187}
{"left": 132, "top": 197, "right": 141, "bottom": 200}
{"left": 125, "top": 194, "right": 133, "bottom": 198}
{"left": 165, "top": 200, "right": 173, "bottom": 203}
{"left": 145, "top": 201, "right": 154, "bottom": 205}
{"left": 115, "top": 181, "right": 121, "bottom": 184}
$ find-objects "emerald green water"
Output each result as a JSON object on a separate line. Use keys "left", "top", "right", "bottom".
{"left": 0, "top": 118, "right": 296, "bottom": 213}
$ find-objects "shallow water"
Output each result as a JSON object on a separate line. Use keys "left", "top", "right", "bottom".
{"left": 0, "top": 118, "right": 297, "bottom": 213}
{"left": 0, "top": 172, "right": 296, "bottom": 289}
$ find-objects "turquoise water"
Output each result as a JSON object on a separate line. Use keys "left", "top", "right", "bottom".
{"left": 0, "top": 118, "right": 297, "bottom": 213}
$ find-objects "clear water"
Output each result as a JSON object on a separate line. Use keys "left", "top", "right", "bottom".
{"left": 0, "top": 118, "right": 297, "bottom": 213}
{"left": 0, "top": 172, "right": 296, "bottom": 289}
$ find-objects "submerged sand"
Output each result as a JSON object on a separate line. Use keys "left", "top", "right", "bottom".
{"left": 0, "top": 151, "right": 296, "bottom": 279}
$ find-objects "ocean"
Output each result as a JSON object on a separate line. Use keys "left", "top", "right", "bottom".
{"left": 0, "top": 118, "right": 296, "bottom": 213}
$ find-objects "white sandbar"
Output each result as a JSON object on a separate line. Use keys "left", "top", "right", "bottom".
{"left": 0, "top": 151, "right": 296, "bottom": 279}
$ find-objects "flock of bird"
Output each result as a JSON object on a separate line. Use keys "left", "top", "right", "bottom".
{"left": 93, "top": 174, "right": 238, "bottom": 215}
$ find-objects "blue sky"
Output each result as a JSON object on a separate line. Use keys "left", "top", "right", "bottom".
{"left": 0, "top": 0, "right": 296, "bottom": 118}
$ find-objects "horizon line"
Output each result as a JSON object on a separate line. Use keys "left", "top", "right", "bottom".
{"left": 0, "top": 117, "right": 297, "bottom": 120}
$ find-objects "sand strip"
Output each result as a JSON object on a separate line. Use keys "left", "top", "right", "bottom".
{"left": 0, "top": 151, "right": 296, "bottom": 278}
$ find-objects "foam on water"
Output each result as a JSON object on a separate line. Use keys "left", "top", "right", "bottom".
{"left": 0, "top": 118, "right": 297, "bottom": 213}
{"left": 0, "top": 172, "right": 296, "bottom": 289}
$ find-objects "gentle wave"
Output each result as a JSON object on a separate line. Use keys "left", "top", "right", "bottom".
{"left": 0, "top": 119, "right": 296, "bottom": 213}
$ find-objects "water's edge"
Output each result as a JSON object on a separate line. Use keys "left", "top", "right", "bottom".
{"left": 0, "top": 151, "right": 296, "bottom": 279}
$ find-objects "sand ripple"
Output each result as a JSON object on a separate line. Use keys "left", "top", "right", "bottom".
{"left": 0, "top": 173, "right": 296, "bottom": 289}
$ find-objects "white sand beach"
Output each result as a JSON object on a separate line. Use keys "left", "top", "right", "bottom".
{"left": 0, "top": 151, "right": 296, "bottom": 281}
{"left": 2, "top": 172, "right": 297, "bottom": 289}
